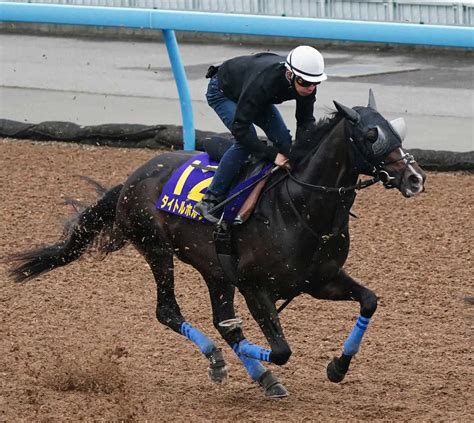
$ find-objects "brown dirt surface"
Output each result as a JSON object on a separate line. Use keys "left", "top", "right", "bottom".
{"left": 1, "top": 138, "right": 472, "bottom": 422}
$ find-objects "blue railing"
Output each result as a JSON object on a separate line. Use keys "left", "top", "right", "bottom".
{"left": 1, "top": 2, "right": 473, "bottom": 149}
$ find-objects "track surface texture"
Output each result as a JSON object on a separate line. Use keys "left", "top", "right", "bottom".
{"left": 1, "top": 139, "right": 472, "bottom": 422}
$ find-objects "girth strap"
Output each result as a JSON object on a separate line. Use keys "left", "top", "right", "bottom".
{"left": 213, "top": 224, "right": 294, "bottom": 315}
{"left": 277, "top": 297, "right": 295, "bottom": 314}
{"left": 213, "top": 223, "right": 239, "bottom": 285}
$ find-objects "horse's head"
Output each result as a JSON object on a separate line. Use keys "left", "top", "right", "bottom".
{"left": 334, "top": 90, "right": 426, "bottom": 197}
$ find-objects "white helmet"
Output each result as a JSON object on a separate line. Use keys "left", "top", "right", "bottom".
{"left": 285, "top": 45, "right": 327, "bottom": 83}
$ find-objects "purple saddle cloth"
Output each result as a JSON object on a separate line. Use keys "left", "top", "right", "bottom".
{"left": 156, "top": 152, "right": 271, "bottom": 223}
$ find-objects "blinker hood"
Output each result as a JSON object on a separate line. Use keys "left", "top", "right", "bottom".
{"left": 334, "top": 90, "right": 408, "bottom": 171}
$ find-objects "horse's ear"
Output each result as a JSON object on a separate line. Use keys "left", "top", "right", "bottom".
{"left": 390, "top": 117, "right": 407, "bottom": 141}
{"left": 333, "top": 101, "right": 360, "bottom": 123}
{"left": 368, "top": 89, "right": 377, "bottom": 110}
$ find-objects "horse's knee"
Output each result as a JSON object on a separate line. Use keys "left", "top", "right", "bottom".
{"left": 360, "top": 290, "right": 378, "bottom": 318}
{"left": 270, "top": 346, "right": 292, "bottom": 365}
{"left": 156, "top": 304, "right": 182, "bottom": 333}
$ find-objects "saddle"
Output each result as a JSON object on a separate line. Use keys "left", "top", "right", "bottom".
{"left": 204, "top": 136, "right": 272, "bottom": 223}
{"left": 156, "top": 136, "right": 272, "bottom": 225}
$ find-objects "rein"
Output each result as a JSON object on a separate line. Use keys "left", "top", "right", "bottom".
{"left": 284, "top": 168, "right": 381, "bottom": 194}
{"left": 283, "top": 174, "right": 356, "bottom": 243}
{"left": 273, "top": 121, "right": 405, "bottom": 244}
{"left": 280, "top": 147, "right": 412, "bottom": 242}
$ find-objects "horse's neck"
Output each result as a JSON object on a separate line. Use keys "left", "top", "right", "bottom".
{"left": 279, "top": 119, "right": 358, "bottom": 237}
{"left": 298, "top": 119, "right": 356, "bottom": 188}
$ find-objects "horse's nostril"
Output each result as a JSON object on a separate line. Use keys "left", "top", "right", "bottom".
{"left": 407, "top": 173, "right": 424, "bottom": 195}
{"left": 408, "top": 174, "right": 421, "bottom": 186}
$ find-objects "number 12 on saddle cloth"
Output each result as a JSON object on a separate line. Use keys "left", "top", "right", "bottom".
{"left": 156, "top": 152, "right": 271, "bottom": 224}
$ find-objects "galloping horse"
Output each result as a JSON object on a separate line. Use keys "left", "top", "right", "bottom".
{"left": 9, "top": 91, "right": 425, "bottom": 398}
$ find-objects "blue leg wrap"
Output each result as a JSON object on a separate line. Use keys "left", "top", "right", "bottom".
{"left": 343, "top": 315, "right": 371, "bottom": 356}
{"left": 180, "top": 322, "right": 215, "bottom": 355}
{"left": 237, "top": 354, "right": 267, "bottom": 381}
{"left": 232, "top": 339, "right": 272, "bottom": 362}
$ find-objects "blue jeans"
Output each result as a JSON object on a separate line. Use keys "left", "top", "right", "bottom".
{"left": 205, "top": 76, "right": 291, "bottom": 196}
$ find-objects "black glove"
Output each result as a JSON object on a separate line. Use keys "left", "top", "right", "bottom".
{"left": 205, "top": 65, "right": 220, "bottom": 79}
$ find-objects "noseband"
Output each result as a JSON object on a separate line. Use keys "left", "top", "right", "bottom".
{"left": 376, "top": 151, "right": 416, "bottom": 189}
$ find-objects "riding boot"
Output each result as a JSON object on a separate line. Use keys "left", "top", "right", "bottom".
{"left": 194, "top": 191, "right": 226, "bottom": 223}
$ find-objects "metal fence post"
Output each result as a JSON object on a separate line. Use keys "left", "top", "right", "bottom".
{"left": 162, "top": 29, "right": 195, "bottom": 151}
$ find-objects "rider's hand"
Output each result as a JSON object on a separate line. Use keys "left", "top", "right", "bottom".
{"left": 274, "top": 153, "right": 291, "bottom": 170}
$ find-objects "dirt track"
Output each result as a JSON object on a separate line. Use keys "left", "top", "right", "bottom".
{"left": 1, "top": 138, "right": 472, "bottom": 422}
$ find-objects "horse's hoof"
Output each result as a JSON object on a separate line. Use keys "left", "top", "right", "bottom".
{"left": 206, "top": 348, "right": 228, "bottom": 384}
{"left": 259, "top": 370, "right": 289, "bottom": 399}
{"left": 208, "top": 364, "right": 229, "bottom": 384}
{"left": 327, "top": 357, "right": 347, "bottom": 383}
{"left": 265, "top": 382, "right": 289, "bottom": 399}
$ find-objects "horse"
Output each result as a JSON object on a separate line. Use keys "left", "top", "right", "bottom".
{"left": 9, "top": 90, "right": 426, "bottom": 398}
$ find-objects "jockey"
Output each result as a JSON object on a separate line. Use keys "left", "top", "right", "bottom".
{"left": 194, "top": 45, "right": 327, "bottom": 223}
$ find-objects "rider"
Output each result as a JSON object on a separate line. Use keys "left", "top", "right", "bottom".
{"left": 194, "top": 45, "right": 327, "bottom": 223}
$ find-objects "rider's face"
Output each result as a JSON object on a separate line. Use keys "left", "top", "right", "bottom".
{"left": 294, "top": 76, "right": 320, "bottom": 96}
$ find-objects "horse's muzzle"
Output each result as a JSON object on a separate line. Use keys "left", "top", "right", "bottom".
{"left": 400, "top": 166, "right": 425, "bottom": 197}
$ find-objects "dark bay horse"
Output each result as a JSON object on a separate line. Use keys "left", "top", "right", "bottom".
{"left": 9, "top": 91, "right": 425, "bottom": 398}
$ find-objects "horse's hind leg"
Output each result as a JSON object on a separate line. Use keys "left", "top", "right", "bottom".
{"left": 309, "top": 269, "right": 378, "bottom": 383}
{"left": 138, "top": 244, "right": 225, "bottom": 382}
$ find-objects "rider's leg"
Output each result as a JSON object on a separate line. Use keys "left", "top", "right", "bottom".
{"left": 195, "top": 77, "right": 254, "bottom": 222}
{"left": 208, "top": 82, "right": 291, "bottom": 157}
{"left": 206, "top": 143, "right": 250, "bottom": 197}
{"left": 254, "top": 105, "right": 292, "bottom": 155}
{"left": 205, "top": 76, "right": 236, "bottom": 131}
{"left": 194, "top": 143, "right": 250, "bottom": 223}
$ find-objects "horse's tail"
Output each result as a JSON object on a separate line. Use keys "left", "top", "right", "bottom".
{"left": 9, "top": 183, "right": 124, "bottom": 283}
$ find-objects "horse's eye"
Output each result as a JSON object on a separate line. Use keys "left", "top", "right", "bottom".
{"left": 366, "top": 128, "right": 378, "bottom": 143}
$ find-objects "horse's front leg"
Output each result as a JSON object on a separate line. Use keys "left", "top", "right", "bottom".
{"left": 204, "top": 275, "right": 287, "bottom": 398}
{"left": 237, "top": 287, "right": 291, "bottom": 397}
{"left": 308, "top": 268, "right": 378, "bottom": 383}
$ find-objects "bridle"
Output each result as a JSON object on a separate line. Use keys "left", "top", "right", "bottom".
{"left": 269, "top": 122, "right": 417, "bottom": 244}
{"left": 281, "top": 133, "right": 416, "bottom": 196}
{"left": 347, "top": 132, "right": 415, "bottom": 191}
{"left": 376, "top": 151, "right": 416, "bottom": 189}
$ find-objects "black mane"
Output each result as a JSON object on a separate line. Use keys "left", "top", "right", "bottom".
{"left": 290, "top": 111, "right": 343, "bottom": 165}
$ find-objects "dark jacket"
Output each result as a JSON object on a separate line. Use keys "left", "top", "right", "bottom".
{"left": 216, "top": 52, "right": 316, "bottom": 162}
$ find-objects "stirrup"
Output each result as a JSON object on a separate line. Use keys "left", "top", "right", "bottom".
{"left": 206, "top": 210, "right": 223, "bottom": 224}
{"left": 194, "top": 198, "right": 223, "bottom": 224}
{"left": 196, "top": 191, "right": 227, "bottom": 222}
